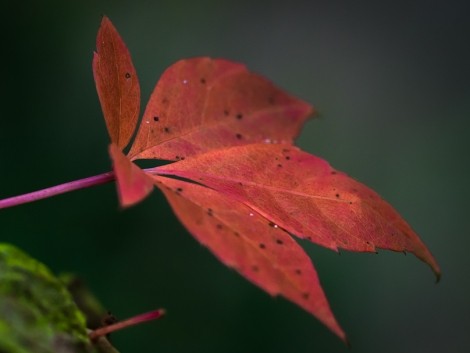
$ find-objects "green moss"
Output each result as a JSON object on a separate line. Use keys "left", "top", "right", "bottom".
{"left": 60, "top": 273, "right": 107, "bottom": 330}
{"left": 0, "top": 243, "right": 93, "bottom": 353}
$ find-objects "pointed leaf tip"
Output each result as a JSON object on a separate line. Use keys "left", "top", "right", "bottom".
{"left": 434, "top": 270, "right": 441, "bottom": 283}
{"left": 93, "top": 16, "right": 140, "bottom": 149}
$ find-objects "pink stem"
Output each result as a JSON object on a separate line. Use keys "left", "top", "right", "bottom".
{"left": 0, "top": 171, "right": 116, "bottom": 210}
{"left": 89, "top": 309, "right": 166, "bottom": 340}
{"left": 0, "top": 167, "right": 172, "bottom": 210}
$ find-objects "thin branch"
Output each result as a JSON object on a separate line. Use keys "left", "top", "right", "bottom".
{"left": 0, "top": 171, "right": 116, "bottom": 210}
{"left": 89, "top": 309, "right": 166, "bottom": 340}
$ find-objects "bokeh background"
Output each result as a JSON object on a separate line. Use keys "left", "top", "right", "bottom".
{"left": 1, "top": 1, "right": 469, "bottom": 352}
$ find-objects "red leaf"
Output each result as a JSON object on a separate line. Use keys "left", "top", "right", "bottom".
{"left": 109, "top": 143, "right": 154, "bottom": 207}
{"left": 153, "top": 175, "right": 347, "bottom": 341}
{"left": 155, "top": 143, "right": 441, "bottom": 280}
{"left": 127, "top": 57, "right": 313, "bottom": 161}
{"left": 93, "top": 16, "right": 140, "bottom": 149}
{"left": 91, "top": 17, "right": 440, "bottom": 341}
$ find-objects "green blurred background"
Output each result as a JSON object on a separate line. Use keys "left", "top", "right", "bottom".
{"left": 1, "top": 0, "right": 469, "bottom": 352}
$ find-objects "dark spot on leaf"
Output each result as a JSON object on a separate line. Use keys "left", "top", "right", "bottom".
{"left": 306, "top": 236, "right": 312, "bottom": 241}
{"left": 268, "top": 96, "right": 275, "bottom": 104}
{"left": 175, "top": 156, "right": 180, "bottom": 160}
{"left": 162, "top": 98, "right": 169, "bottom": 104}
{"left": 331, "top": 171, "right": 337, "bottom": 175}
{"left": 164, "top": 127, "right": 170, "bottom": 133}
{"left": 200, "top": 78, "right": 206, "bottom": 84}
{"left": 181, "top": 156, "right": 185, "bottom": 160}
{"left": 236, "top": 113, "right": 243, "bottom": 120}
{"left": 259, "top": 243, "right": 266, "bottom": 249}
{"left": 236, "top": 133, "right": 243, "bottom": 139}
{"left": 277, "top": 164, "right": 283, "bottom": 168}
{"left": 302, "top": 293, "right": 309, "bottom": 300}
{"left": 335, "top": 193, "right": 340, "bottom": 198}
{"left": 216, "top": 224, "right": 223, "bottom": 230}
{"left": 234, "top": 231, "right": 240, "bottom": 237}
{"left": 176, "top": 188, "right": 183, "bottom": 192}
{"left": 268, "top": 222, "right": 276, "bottom": 227}
{"left": 207, "top": 208, "right": 213, "bottom": 216}
{"left": 276, "top": 239, "right": 283, "bottom": 245}
{"left": 125, "top": 72, "right": 131, "bottom": 79}
{"left": 349, "top": 201, "right": 353, "bottom": 205}
{"left": 238, "top": 182, "right": 243, "bottom": 186}
{"left": 153, "top": 116, "right": 159, "bottom": 122}
{"left": 252, "top": 265, "right": 259, "bottom": 272}
{"left": 224, "top": 109, "right": 229, "bottom": 116}
{"left": 285, "top": 156, "right": 291, "bottom": 160}
{"left": 295, "top": 269, "right": 302, "bottom": 275}
{"left": 282, "top": 148, "right": 290, "bottom": 153}
{"left": 366, "top": 241, "right": 371, "bottom": 245}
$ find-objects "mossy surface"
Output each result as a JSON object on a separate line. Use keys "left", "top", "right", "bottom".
{"left": 0, "top": 243, "right": 93, "bottom": 353}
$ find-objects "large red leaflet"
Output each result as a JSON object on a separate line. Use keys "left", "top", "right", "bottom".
{"left": 153, "top": 175, "right": 346, "bottom": 341}
{"left": 155, "top": 144, "right": 440, "bottom": 279}
{"left": 127, "top": 57, "right": 313, "bottom": 161}
{"left": 93, "top": 16, "right": 140, "bottom": 150}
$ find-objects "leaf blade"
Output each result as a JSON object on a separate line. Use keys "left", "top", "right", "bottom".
{"left": 155, "top": 143, "right": 441, "bottom": 280}
{"left": 128, "top": 58, "right": 313, "bottom": 161}
{"left": 154, "top": 176, "right": 346, "bottom": 341}
{"left": 109, "top": 143, "right": 154, "bottom": 207}
{"left": 93, "top": 16, "right": 140, "bottom": 149}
